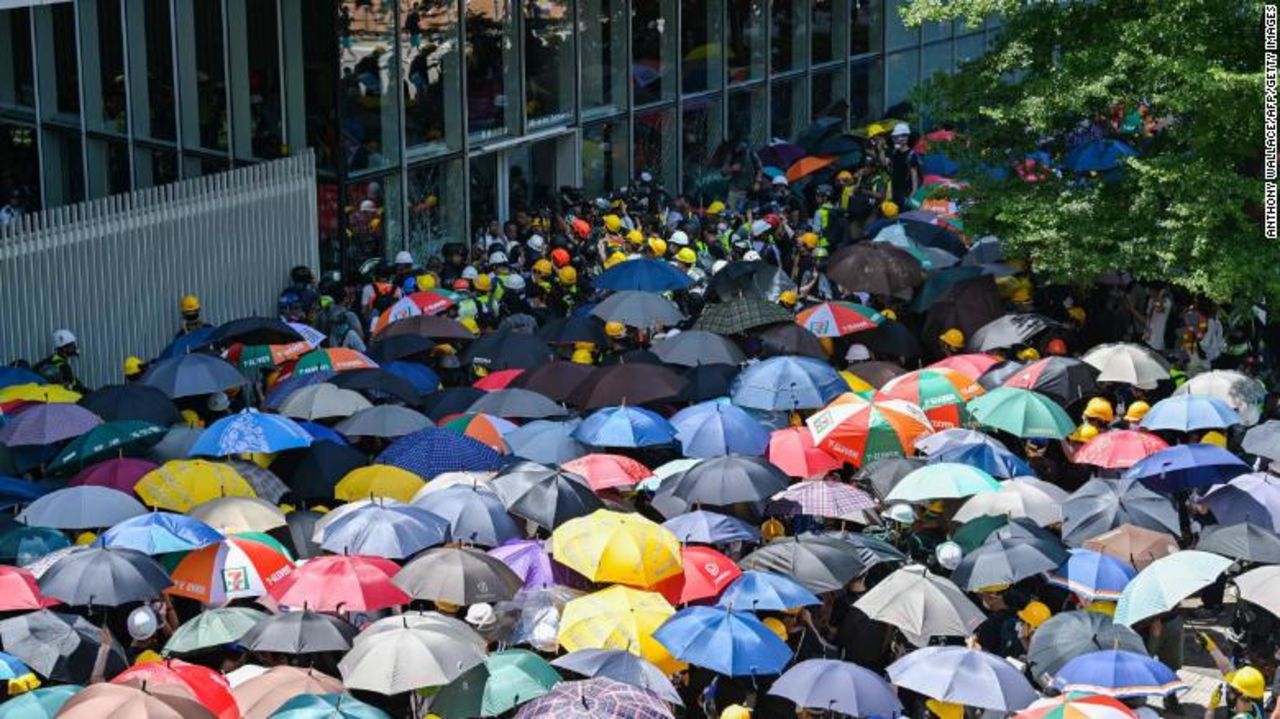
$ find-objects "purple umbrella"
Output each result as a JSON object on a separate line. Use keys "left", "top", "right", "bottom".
{"left": 1204, "top": 472, "right": 1280, "bottom": 532}
{"left": 759, "top": 142, "right": 806, "bottom": 170}
{"left": 488, "top": 539, "right": 585, "bottom": 590}
{"left": 769, "top": 659, "right": 903, "bottom": 717}
{"left": 0, "top": 404, "right": 102, "bottom": 447}
{"left": 514, "top": 677, "right": 674, "bottom": 719}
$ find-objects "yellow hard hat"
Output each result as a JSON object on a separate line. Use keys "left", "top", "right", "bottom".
{"left": 603, "top": 214, "right": 622, "bottom": 233}
{"left": 706, "top": 200, "right": 726, "bottom": 215}
{"left": 436, "top": 600, "right": 460, "bottom": 614}
{"left": 881, "top": 308, "right": 897, "bottom": 321}
{"left": 417, "top": 273, "right": 437, "bottom": 290}
{"left": 604, "top": 252, "right": 628, "bottom": 269}
{"left": 1201, "top": 430, "right": 1227, "bottom": 448}
{"left": 180, "top": 409, "right": 204, "bottom": 429}
{"left": 460, "top": 317, "right": 480, "bottom": 335}
{"left": 976, "top": 583, "right": 1011, "bottom": 594}
{"left": 761, "top": 517, "right": 786, "bottom": 541}
{"left": 1085, "top": 599, "right": 1116, "bottom": 616}
{"left": 761, "top": 617, "right": 788, "bottom": 642}
{"left": 1083, "top": 397, "right": 1114, "bottom": 422}
{"left": 1227, "top": 666, "right": 1266, "bottom": 699}
{"left": 880, "top": 201, "right": 900, "bottom": 218}
{"left": 181, "top": 294, "right": 201, "bottom": 312}
{"left": 1017, "top": 600, "right": 1052, "bottom": 630}
{"left": 1010, "top": 280, "right": 1033, "bottom": 305}
{"left": 799, "top": 232, "right": 819, "bottom": 250}
{"left": 779, "top": 290, "right": 798, "bottom": 307}
{"left": 1068, "top": 306, "right": 1087, "bottom": 325}
{"left": 627, "top": 229, "right": 645, "bottom": 246}
{"left": 675, "top": 248, "right": 697, "bottom": 264}
{"left": 573, "top": 341, "right": 596, "bottom": 352}
{"left": 1016, "top": 347, "right": 1041, "bottom": 362}
{"left": 1123, "top": 401, "right": 1151, "bottom": 423}
{"left": 926, "top": 700, "right": 963, "bottom": 719}
{"left": 557, "top": 266, "right": 578, "bottom": 285}
{"left": 132, "top": 650, "right": 163, "bottom": 666}
{"left": 605, "top": 321, "right": 626, "bottom": 339}
{"left": 721, "top": 705, "right": 752, "bottom": 719}
{"left": 74, "top": 531, "right": 98, "bottom": 546}
{"left": 473, "top": 273, "right": 493, "bottom": 292}
{"left": 571, "top": 348, "right": 594, "bottom": 365}
{"left": 1069, "top": 423, "right": 1100, "bottom": 442}
{"left": 533, "top": 259, "right": 553, "bottom": 277}
{"left": 940, "top": 328, "right": 965, "bottom": 350}
{"left": 123, "top": 356, "right": 144, "bottom": 377}
{"left": 648, "top": 238, "right": 667, "bottom": 257}
{"left": 836, "top": 170, "right": 854, "bottom": 182}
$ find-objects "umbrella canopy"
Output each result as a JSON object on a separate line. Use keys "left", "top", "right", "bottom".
{"left": 1235, "top": 565, "right": 1280, "bottom": 618}
{"left": 504, "top": 420, "right": 586, "bottom": 465}
{"left": 490, "top": 461, "right": 603, "bottom": 529}
{"left": 679, "top": 363, "right": 741, "bottom": 402}
{"left": 757, "top": 322, "right": 826, "bottom": 359}
{"left": 210, "top": 317, "right": 304, "bottom": 346}
{"left": 658, "top": 455, "right": 789, "bottom": 507}
{"left": 590, "top": 291, "right": 685, "bottom": 329}
{"left": 395, "top": 546, "right": 523, "bottom": 605}
{"left": 0, "top": 685, "right": 80, "bottom": 719}
{"left": 1203, "top": 472, "right": 1280, "bottom": 532}
{"left": 513, "top": 677, "right": 675, "bottom": 719}
{"left": 769, "top": 480, "right": 876, "bottom": 519}
{"left": 270, "top": 555, "right": 407, "bottom": 612}
{"left": 231, "top": 666, "right": 344, "bottom": 719}
{"left": 461, "top": 330, "right": 553, "bottom": 371}
{"left": 510, "top": 362, "right": 594, "bottom": 403}
{"left": 17, "top": 486, "right": 146, "bottom": 529}
{"left": 488, "top": 539, "right": 580, "bottom": 590}
{"left": 468, "top": 388, "right": 566, "bottom": 420}
{"left": 281, "top": 349, "right": 378, "bottom": 379}
{"left": 163, "top": 607, "right": 267, "bottom": 656}
{"left": 189, "top": 496, "right": 287, "bottom": 533}
{"left": 377, "top": 427, "right": 505, "bottom": 478}
{"left": 1026, "top": 610, "right": 1147, "bottom": 686}
{"left": 1053, "top": 650, "right": 1183, "bottom": 698}
{"left": 427, "top": 649, "right": 561, "bottom": 717}
{"left": 854, "top": 565, "right": 985, "bottom": 646}
{"left": 112, "top": 659, "right": 238, "bottom": 719}
{"left": 1046, "top": 549, "right": 1138, "bottom": 601}
{"left": 953, "top": 477, "right": 1068, "bottom": 527}
{"left": 768, "top": 659, "right": 903, "bottom": 718}
{"left": 731, "top": 356, "right": 847, "bottom": 411}
{"left": 376, "top": 313, "right": 473, "bottom": 342}
{"left": 739, "top": 535, "right": 865, "bottom": 593}
{"left": 767, "top": 427, "right": 842, "bottom": 479}
{"left": 0, "top": 610, "right": 127, "bottom": 682}
{"left": 928, "top": 441, "right": 1034, "bottom": 478}
{"left": 857, "top": 457, "right": 927, "bottom": 498}
{"left": 334, "top": 465, "right": 425, "bottom": 504}
{"left": 1113, "top": 550, "right": 1232, "bottom": 626}
{"left": 654, "top": 545, "right": 740, "bottom": 605}
{"left": 876, "top": 368, "right": 984, "bottom": 430}
{"left": 168, "top": 536, "right": 294, "bottom": 605}
{"left": 551, "top": 649, "right": 681, "bottom": 706}
{"left": 1001, "top": 357, "right": 1101, "bottom": 404}
{"left": 0, "top": 526, "right": 71, "bottom": 566}
{"left": 1073, "top": 430, "right": 1169, "bottom": 470}
{"left": 795, "top": 301, "right": 884, "bottom": 337}
{"left": 1141, "top": 394, "right": 1241, "bottom": 432}
{"left": 1082, "top": 524, "right": 1179, "bottom": 570}
{"left": 826, "top": 243, "right": 924, "bottom": 297}
{"left": 1243, "top": 420, "right": 1280, "bottom": 461}
{"left": 329, "top": 368, "right": 423, "bottom": 406}
{"left": 278, "top": 385, "right": 373, "bottom": 422}
{"left": 551, "top": 509, "right": 681, "bottom": 587}
{"left": 650, "top": 331, "right": 745, "bottom": 367}
{"left": 806, "top": 398, "right": 934, "bottom": 467}
{"left": 662, "top": 510, "right": 759, "bottom": 544}
{"left": 241, "top": 611, "right": 357, "bottom": 655}
{"left": 56, "top": 682, "right": 216, "bottom": 719}
{"left": 333, "top": 405, "right": 432, "bottom": 439}
{"left": 952, "top": 531, "right": 1069, "bottom": 591}
{"left": 67, "top": 457, "right": 156, "bottom": 493}
{"left": 319, "top": 502, "right": 448, "bottom": 559}
{"left": 653, "top": 606, "right": 791, "bottom": 677}
{"left": 573, "top": 406, "right": 676, "bottom": 448}
{"left": 929, "top": 353, "right": 1002, "bottom": 380}
{"left": 1123, "top": 443, "right": 1249, "bottom": 492}
{"left": 718, "top": 570, "right": 819, "bottom": 611}
{"left": 413, "top": 485, "right": 520, "bottom": 547}
{"left": 707, "top": 262, "right": 797, "bottom": 304}
{"left": 886, "top": 462, "right": 1000, "bottom": 502}
{"left": 270, "top": 694, "right": 389, "bottom": 719}
{"left": 141, "top": 354, "right": 246, "bottom": 399}
{"left": 1081, "top": 343, "right": 1170, "bottom": 388}
{"left": 888, "top": 646, "right": 1038, "bottom": 711}
{"left": 967, "top": 387, "right": 1074, "bottom": 439}
{"left": 0, "top": 565, "right": 55, "bottom": 611}
{"left": 670, "top": 401, "right": 769, "bottom": 458}
{"left": 558, "top": 586, "right": 682, "bottom": 675}
{"left": 45, "top": 421, "right": 166, "bottom": 473}
{"left": 1064, "top": 139, "right": 1137, "bottom": 172}
{"left": 0, "top": 403, "right": 101, "bottom": 447}
{"left": 135, "top": 460, "right": 256, "bottom": 512}
{"left": 98, "top": 512, "right": 223, "bottom": 554}
{"left": 595, "top": 258, "right": 692, "bottom": 292}
{"left": 561, "top": 454, "right": 652, "bottom": 491}
{"left": 1197, "top": 522, "right": 1280, "bottom": 563}
{"left": 538, "top": 316, "right": 608, "bottom": 347}
{"left": 968, "top": 314, "right": 1058, "bottom": 352}
{"left": 695, "top": 299, "right": 794, "bottom": 335}
{"left": 272, "top": 441, "right": 367, "bottom": 500}
{"left": 568, "top": 364, "right": 687, "bottom": 409}
{"left": 1063, "top": 479, "right": 1179, "bottom": 545}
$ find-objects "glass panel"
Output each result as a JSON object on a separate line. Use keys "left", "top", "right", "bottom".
{"left": 848, "top": 58, "right": 883, "bottom": 125}
{"left": 87, "top": 0, "right": 128, "bottom": 133}
{"left": 633, "top": 106, "right": 676, "bottom": 193}
{"left": 318, "top": 182, "right": 342, "bottom": 272}
{"left": 51, "top": 4, "right": 81, "bottom": 117}
{"left": 885, "top": 50, "right": 918, "bottom": 108}
{"left": 402, "top": 0, "right": 461, "bottom": 152}
{"left": 407, "top": 158, "right": 465, "bottom": 262}
{"left": 680, "top": 0, "right": 721, "bottom": 95}
{"left": 812, "top": 0, "right": 846, "bottom": 65}
{"left": 508, "top": 137, "right": 563, "bottom": 213}
{"left": 922, "top": 41, "right": 952, "bottom": 80}
{"left": 631, "top": 0, "right": 676, "bottom": 105}
{"left": 41, "top": 129, "right": 83, "bottom": 206}
{"left": 955, "top": 33, "right": 984, "bottom": 66}
{"left": 681, "top": 96, "right": 722, "bottom": 202}
{"left": 726, "top": 0, "right": 764, "bottom": 84}
{"left": 770, "top": 76, "right": 806, "bottom": 141}
{"left": 302, "top": 2, "right": 338, "bottom": 171}
{"left": 239, "top": 0, "right": 281, "bottom": 156}
{"left": 811, "top": 68, "right": 845, "bottom": 120}
{"left": 135, "top": 147, "right": 178, "bottom": 188}
{"left": 885, "top": 0, "right": 916, "bottom": 51}
{"left": 465, "top": 0, "right": 518, "bottom": 138}
{"left": 469, "top": 152, "right": 499, "bottom": 236}
{"left": 851, "top": 0, "right": 880, "bottom": 56}
{"left": 580, "top": 0, "right": 626, "bottom": 115}
{"left": 339, "top": 0, "right": 399, "bottom": 170}
{"left": 770, "top": 0, "right": 805, "bottom": 73}
{"left": 0, "top": 9, "right": 36, "bottom": 108}
{"left": 525, "top": 0, "right": 574, "bottom": 125}
{"left": 0, "top": 122, "right": 40, "bottom": 214}
{"left": 143, "top": 0, "right": 177, "bottom": 140}
{"left": 192, "top": 0, "right": 228, "bottom": 151}
{"left": 727, "top": 85, "right": 766, "bottom": 149}
{"left": 87, "top": 138, "right": 132, "bottom": 197}
{"left": 582, "top": 119, "right": 629, "bottom": 200}
{"left": 183, "top": 154, "right": 231, "bottom": 178}
{"left": 344, "top": 178, "right": 392, "bottom": 265}
{"left": 922, "top": 19, "right": 951, "bottom": 43}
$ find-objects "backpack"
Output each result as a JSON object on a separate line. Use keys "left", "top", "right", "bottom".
{"left": 371, "top": 282, "right": 398, "bottom": 314}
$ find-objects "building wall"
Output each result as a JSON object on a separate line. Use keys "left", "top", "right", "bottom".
{"left": 0, "top": 0, "right": 1001, "bottom": 274}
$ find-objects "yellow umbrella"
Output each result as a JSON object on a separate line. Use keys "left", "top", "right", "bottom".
{"left": 558, "top": 585, "right": 686, "bottom": 675}
{"left": 135, "top": 460, "right": 257, "bottom": 512}
{"left": 550, "top": 509, "right": 682, "bottom": 588}
{"left": 840, "top": 371, "right": 875, "bottom": 393}
{"left": 335, "top": 465, "right": 425, "bottom": 503}
{"left": 189, "top": 496, "right": 287, "bottom": 533}
{"left": 0, "top": 383, "right": 81, "bottom": 403}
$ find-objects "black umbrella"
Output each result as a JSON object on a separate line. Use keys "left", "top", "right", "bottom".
{"left": 1026, "top": 610, "right": 1147, "bottom": 686}
{"left": 846, "top": 361, "right": 908, "bottom": 388}
{"left": 489, "top": 460, "right": 604, "bottom": 529}
{"left": 567, "top": 364, "right": 688, "bottom": 409}
{"left": 857, "top": 457, "right": 927, "bottom": 499}
{"left": 950, "top": 533, "right": 1069, "bottom": 591}
{"left": 601, "top": 349, "right": 664, "bottom": 366}
{"left": 329, "top": 368, "right": 422, "bottom": 406}
{"left": 679, "top": 364, "right": 741, "bottom": 402}
{"left": 467, "top": 388, "right": 567, "bottom": 419}
{"left": 272, "top": 440, "right": 368, "bottom": 501}
{"left": 1062, "top": 478, "right": 1180, "bottom": 546}
{"left": 813, "top": 133, "right": 865, "bottom": 157}
{"left": 375, "top": 314, "right": 475, "bottom": 342}
{"left": 421, "top": 387, "right": 487, "bottom": 421}
{"left": 858, "top": 321, "right": 923, "bottom": 360}
{"left": 209, "top": 317, "right": 303, "bottom": 346}
{"left": 37, "top": 547, "right": 172, "bottom": 607}
{"left": 394, "top": 546, "right": 523, "bottom": 605}
{"left": 367, "top": 334, "right": 436, "bottom": 363}
{"left": 795, "top": 116, "right": 844, "bottom": 150}
{"left": 968, "top": 314, "right": 1061, "bottom": 352}
{"left": 739, "top": 535, "right": 866, "bottom": 593}
{"left": 241, "top": 610, "right": 357, "bottom": 654}
{"left": 1198, "top": 522, "right": 1280, "bottom": 563}
{"left": 511, "top": 361, "right": 596, "bottom": 403}
{"left": 757, "top": 323, "right": 826, "bottom": 359}
{"left": 922, "top": 275, "right": 1004, "bottom": 346}
{"left": 695, "top": 299, "right": 795, "bottom": 335}
{"left": 708, "top": 261, "right": 797, "bottom": 303}
{"left": 538, "top": 317, "right": 608, "bottom": 346}
{"left": 1000, "top": 357, "right": 1100, "bottom": 405}
{"left": 659, "top": 456, "right": 789, "bottom": 507}
{"left": 461, "top": 329, "right": 554, "bottom": 371}
{"left": 651, "top": 331, "right": 745, "bottom": 368}
{"left": 0, "top": 610, "right": 128, "bottom": 682}
{"left": 283, "top": 509, "right": 323, "bottom": 559}
{"left": 977, "top": 361, "right": 1026, "bottom": 391}
{"left": 78, "top": 385, "right": 180, "bottom": 426}
{"left": 893, "top": 219, "right": 967, "bottom": 256}
{"left": 826, "top": 243, "right": 924, "bottom": 297}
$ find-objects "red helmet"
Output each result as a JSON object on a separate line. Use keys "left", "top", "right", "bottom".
{"left": 571, "top": 218, "right": 591, "bottom": 239}
{"left": 451, "top": 278, "right": 470, "bottom": 291}
{"left": 550, "top": 248, "right": 572, "bottom": 268}
{"left": 1045, "top": 338, "right": 1068, "bottom": 356}
{"left": 763, "top": 213, "right": 782, "bottom": 229}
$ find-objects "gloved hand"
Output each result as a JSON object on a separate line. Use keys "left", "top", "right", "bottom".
{"left": 1208, "top": 684, "right": 1222, "bottom": 711}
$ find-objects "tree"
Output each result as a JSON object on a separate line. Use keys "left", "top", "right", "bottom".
{"left": 901, "top": 0, "right": 1275, "bottom": 302}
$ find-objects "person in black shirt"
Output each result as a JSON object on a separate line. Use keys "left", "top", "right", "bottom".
{"left": 888, "top": 122, "right": 922, "bottom": 206}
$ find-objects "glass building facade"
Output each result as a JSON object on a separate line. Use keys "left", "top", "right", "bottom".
{"left": 0, "top": 0, "right": 999, "bottom": 273}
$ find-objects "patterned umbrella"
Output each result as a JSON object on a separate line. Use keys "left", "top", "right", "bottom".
{"left": 441, "top": 413, "right": 516, "bottom": 453}
{"left": 377, "top": 427, "right": 505, "bottom": 478}
{"left": 768, "top": 480, "right": 876, "bottom": 519}
{"left": 514, "top": 677, "right": 674, "bottom": 719}
{"left": 282, "top": 349, "right": 378, "bottom": 379}
{"left": 0, "top": 404, "right": 101, "bottom": 447}
{"left": 767, "top": 427, "right": 843, "bottom": 479}
{"left": 806, "top": 398, "right": 933, "bottom": 467}
{"left": 927, "top": 353, "right": 1001, "bottom": 380}
{"left": 1073, "top": 431, "right": 1169, "bottom": 470}
{"left": 795, "top": 301, "right": 885, "bottom": 337}
{"left": 1052, "top": 650, "right": 1184, "bottom": 698}
{"left": 370, "top": 290, "right": 458, "bottom": 335}
{"left": 695, "top": 299, "right": 794, "bottom": 335}
{"left": 875, "top": 368, "right": 984, "bottom": 430}
{"left": 1015, "top": 693, "right": 1139, "bottom": 719}
{"left": 168, "top": 536, "right": 294, "bottom": 605}
{"left": 189, "top": 410, "right": 313, "bottom": 456}
{"left": 49, "top": 424, "right": 166, "bottom": 474}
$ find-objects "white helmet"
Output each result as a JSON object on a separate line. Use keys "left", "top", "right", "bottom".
{"left": 881, "top": 503, "right": 916, "bottom": 525}
{"left": 394, "top": 250, "right": 414, "bottom": 265}
{"left": 771, "top": 175, "right": 789, "bottom": 186}
{"left": 489, "top": 251, "right": 509, "bottom": 266}
{"left": 52, "top": 329, "right": 77, "bottom": 348}
{"left": 711, "top": 259, "right": 729, "bottom": 275}
{"left": 891, "top": 122, "right": 911, "bottom": 137}
{"left": 668, "top": 230, "right": 689, "bottom": 247}
{"left": 461, "top": 266, "right": 479, "bottom": 280}
{"left": 750, "top": 219, "right": 771, "bottom": 238}
{"left": 527, "top": 234, "right": 546, "bottom": 252}
{"left": 503, "top": 274, "right": 527, "bottom": 292}
{"left": 743, "top": 250, "right": 762, "bottom": 262}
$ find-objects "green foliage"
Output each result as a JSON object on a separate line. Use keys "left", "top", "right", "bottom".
{"left": 903, "top": 0, "right": 1276, "bottom": 302}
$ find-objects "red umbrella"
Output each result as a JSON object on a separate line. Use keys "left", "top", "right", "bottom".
{"left": 268, "top": 555, "right": 408, "bottom": 612}
{"left": 561, "top": 454, "right": 653, "bottom": 492}
{"left": 473, "top": 369, "right": 524, "bottom": 392}
{"left": 927, "top": 353, "right": 1001, "bottom": 380}
{"left": 0, "top": 566, "right": 57, "bottom": 610}
{"left": 767, "top": 428, "right": 842, "bottom": 479}
{"left": 655, "top": 545, "right": 741, "bottom": 605}
{"left": 68, "top": 457, "right": 158, "bottom": 495}
{"left": 1073, "top": 430, "right": 1169, "bottom": 469}
{"left": 113, "top": 659, "right": 239, "bottom": 719}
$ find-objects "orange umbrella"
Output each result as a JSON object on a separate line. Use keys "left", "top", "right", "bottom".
{"left": 168, "top": 537, "right": 294, "bottom": 605}
{"left": 231, "top": 666, "right": 343, "bottom": 719}
{"left": 785, "top": 155, "right": 837, "bottom": 183}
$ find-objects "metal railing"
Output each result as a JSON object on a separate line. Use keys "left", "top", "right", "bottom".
{"left": 0, "top": 151, "right": 319, "bottom": 389}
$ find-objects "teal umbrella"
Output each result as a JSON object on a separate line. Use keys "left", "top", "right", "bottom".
{"left": 429, "top": 649, "right": 562, "bottom": 718}
{"left": 46, "top": 421, "right": 167, "bottom": 474}
{"left": 269, "top": 693, "right": 389, "bottom": 718}
{"left": 0, "top": 685, "right": 80, "bottom": 718}
{"left": 0, "top": 526, "right": 70, "bottom": 566}
{"left": 885, "top": 463, "right": 1000, "bottom": 502}
{"left": 1113, "top": 550, "right": 1232, "bottom": 627}
{"left": 952, "top": 515, "right": 1009, "bottom": 553}
{"left": 967, "top": 387, "right": 1074, "bottom": 439}
{"left": 163, "top": 607, "right": 269, "bottom": 656}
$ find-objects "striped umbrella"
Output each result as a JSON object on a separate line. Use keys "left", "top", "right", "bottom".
{"left": 441, "top": 413, "right": 517, "bottom": 454}
{"left": 370, "top": 290, "right": 458, "bottom": 335}
{"left": 875, "top": 368, "right": 984, "bottom": 430}
{"left": 282, "top": 349, "right": 378, "bottom": 379}
{"left": 1046, "top": 549, "right": 1137, "bottom": 602}
{"left": 806, "top": 399, "right": 933, "bottom": 468}
{"left": 1052, "top": 650, "right": 1184, "bottom": 698}
{"left": 768, "top": 480, "right": 876, "bottom": 519}
{"left": 168, "top": 537, "right": 294, "bottom": 606}
{"left": 1015, "top": 693, "right": 1139, "bottom": 719}
{"left": 794, "top": 301, "right": 884, "bottom": 337}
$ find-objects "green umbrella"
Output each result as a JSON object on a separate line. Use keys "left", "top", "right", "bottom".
{"left": 429, "top": 649, "right": 562, "bottom": 718}
{"left": 967, "top": 387, "right": 1074, "bottom": 439}
{"left": 234, "top": 531, "right": 293, "bottom": 560}
{"left": 270, "top": 693, "right": 389, "bottom": 718}
{"left": 952, "top": 515, "right": 1010, "bottom": 553}
{"left": 0, "top": 685, "right": 80, "bottom": 718}
{"left": 885, "top": 463, "right": 1000, "bottom": 503}
{"left": 46, "top": 421, "right": 167, "bottom": 474}
{"left": 163, "top": 606, "right": 269, "bottom": 656}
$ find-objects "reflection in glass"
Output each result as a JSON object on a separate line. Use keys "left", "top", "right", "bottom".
{"left": 848, "top": 58, "right": 883, "bottom": 124}
{"left": 87, "top": 139, "right": 132, "bottom": 197}
{"left": 680, "top": 0, "right": 721, "bottom": 95}
{"left": 525, "top": 0, "right": 574, "bottom": 125}
{"left": 508, "top": 138, "right": 562, "bottom": 213}
{"left": 886, "top": 50, "right": 918, "bottom": 108}
{"left": 42, "top": 129, "right": 83, "bottom": 205}
{"left": 631, "top": 0, "right": 676, "bottom": 105}
{"left": 302, "top": 3, "right": 338, "bottom": 171}
{"left": 408, "top": 159, "right": 464, "bottom": 261}
{"left": 136, "top": 148, "right": 178, "bottom": 188}
{"left": 51, "top": 4, "right": 80, "bottom": 117}
{"left": 241, "top": 0, "right": 281, "bottom": 156}
{"left": 466, "top": 0, "right": 516, "bottom": 138}
{"left": 339, "top": 0, "right": 400, "bottom": 170}
{"left": 142, "top": 0, "right": 176, "bottom": 140}
{"left": 89, "top": 0, "right": 128, "bottom": 133}
{"left": 192, "top": 0, "right": 228, "bottom": 150}
{"left": 0, "top": 9, "right": 36, "bottom": 108}
{"left": 469, "top": 153, "right": 499, "bottom": 236}
{"left": 580, "top": 0, "right": 626, "bottom": 115}
{"left": 955, "top": 33, "right": 985, "bottom": 66}
{"left": 812, "top": 0, "right": 848, "bottom": 64}
{"left": 885, "top": 0, "right": 917, "bottom": 51}
{"left": 582, "top": 120, "right": 629, "bottom": 200}
{"left": 344, "top": 175, "right": 400, "bottom": 264}
{"left": 811, "top": 69, "right": 846, "bottom": 121}
{"left": 770, "top": 76, "right": 807, "bottom": 141}
{"left": 922, "top": 41, "right": 952, "bottom": 80}
{"left": 0, "top": 122, "right": 40, "bottom": 211}
{"left": 401, "top": 0, "right": 460, "bottom": 151}
{"left": 726, "top": 0, "right": 764, "bottom": 83}
{"left": 851, "top": 0, "right": 880, "bottom": 55}
{"left": 770, "top": 0, "right": 805, "bottom": 73}
{"left": 682, "top": 98, "right": 723, "bottom": 203}
{"left": 633, "top": 107, "right": 676, "bottom": 192}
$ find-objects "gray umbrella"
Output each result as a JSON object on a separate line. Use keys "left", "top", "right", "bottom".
{"left": 320, "top": 502, "right": 450, "bottom": 559}
{"left": 334, "top": 405, "right": 433, "bottom": 439}
{"left": 1062, "top": 478, "right": 1180, "bottom": 546}
{"left": 651, "top": 331, "right": 746, "bottom": 368}
{"left": 951, "top": 533, "right": 1069, "bottom": 591}
{"left": 1197, "top": 522, "right": 1280, "bottom": 563}
{"left": 1026, "top": 610, "right": 1147, "bottom": 687}
{"left": 467, "top": 389, "right": 568, "bottom": 420}
{"left": 0, "top": 610, "right": 128, "bottom": 682}
{"left": 856, "top": 457, "right": 927, "bottom": 499}
{"left": 1243, "top": 420, "right": 1280, "bottom": 461}
{"left": 278, "top": 383, "right": 373, "bottom": 421}
{"left": 284, "top": 509, "right": 323, "bottom": 559}
{"left": 657, "top": 455, "right": 789, "bottom": 507}
{"left": 16, "top": 486, "right": 146, "bottom": 530}
{"left": 412, "top": 485, "right": 521, "bottom": 547}
{"left": 37, "top": 547, "right": 172, "bottom": 607}
{"left": 589, "top": 291, "right": 685, "bottom": 329}
{"left": 227, "top": 460, "right": 290, "bottom": 503}
{"left": 240, "top": 610, "right": 357, "bottom": 655}
{"left": 819, "top": 531, "right": 908, "bottom": 567}
{"left": 489, "top": 460, "right": 604, "bottom": 529}
{"left": 551, "top": 649, "right": 683, "bottom": 705}
{"left": 967, "top": 313, "right": 1060, "bottom": 352}
{"left": 739, "top": 535, "right": 866, "bottom": 593}
{"left": 394, "top": 546, "right": 523, "bottom": 605}
{"left": 140, "top": 353, "right": 247, "bottom": 399}
{"left": 504, "top": 420, "right": 587, "bottom": 465}
{"left": 148, "top": 426, "right": 203, "bottom": 462}
{"left": 768, "top": 659, "right": 903, "bottom": 718}
{"left": 853, "top": 565, "right": 985, "bottom": 647}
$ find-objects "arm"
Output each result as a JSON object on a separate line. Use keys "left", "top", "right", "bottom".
{"left": 90, "top": 625, "right": 114, "bottom": 684}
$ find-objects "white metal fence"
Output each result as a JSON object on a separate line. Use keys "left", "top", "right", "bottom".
{"left": 0, "top": 152, "right": 319, "bottom": 388}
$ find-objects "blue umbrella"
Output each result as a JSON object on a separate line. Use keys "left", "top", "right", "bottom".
{"left": 270, "top": 692, "right": 390, "bottom": 719}
{"left": 140, "top": 353, "right": 246, "bottom": 399}
{"left": 412, "top": 485, "right": 520, "bottom": 548}
{"left": 914, "top": 428, "right": 1006, "bottom": 456}
{"left": 378, "top": 427, "right": 504, "bottom": 478}
{"left": 505, "top": 420, "right": 586, "bottom": 465}
{"left": 263, "top": 371, "right": 335, "bottom": 410}
{"left": 594, "top": 259, "right": 694, "bottom": 292}
{"left": 384, "top": 361, "right": 441, "bottom": 395}
{"left": 653, "top": 606, "right": 793, "bottom": 677}
{"left": 296, "top": 421, "right": 349, "bottom": 446}
{"left": 16, "top": 486, "right": 146, "bottom": 530}
{"left": 921, "top": 152, "right": 959, "bottom": 176}
{"left": 730, "top": 356, "right": 847, "bottom": 411}
{"left": 188, "top": 409, "right": 313, "bottom": 456}
{"left": 887, "top": 646, "right": 1038, "bottom": 711}
{"left": 1140, "top": 395, "right": 1241, "bottom": 432}
{"left": 573, "top": 406, "right": 676, "bottom": 448}
{"left": 319, "top": 502, "right": 449, "bottom": 559}
{"left": 670, "top": 400, "right": 770, "bottom": 458}
{"left": 768, "top": 659, "right": 903, "bottom": 719}
{"left": 0, "top": 477, "right": 54, "bottom": 510}
{"left": 97, "top": 512, "right": 224, "bottom": 554}
{"left": 0, "top": 405, "right": 102, "bottom": 448}
{"left": 1124, "top": 443, "right": 1250, "bottom": 492}
{"left": 0, "top": 685, "right": 80, "bottom": 719}
{"left": 156, "top": 326, "right": 215, "bottom": 360}
{"left": 1052, "top": 649, "right": 1184, "bottom": 698}
{"left": 662, "top": 510, "right": 759, "bottom": 544}
{"left": 717, "top": 570, "right": 820, "bottom": 611}
{"left": 1046, "top": 548, "right": 1137, "bottom": 602}
{"left": 0, "top": 368, "right": 44, "bottom": 390}
{"left": 0, "top": 526, "right": 70, "bottom": 565}
{"left": 1064, "top": 139, "right": 1138, "bottom": 173}
{"left": 927, "top": 442, "right": 1034, "bottom": 479}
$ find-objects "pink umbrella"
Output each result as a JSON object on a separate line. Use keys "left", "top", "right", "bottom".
{"left": 69, "top": 457, "right": 159, "bottom": 495}
{"left": 767, "top": 428, "right": 842, "bottom": 479}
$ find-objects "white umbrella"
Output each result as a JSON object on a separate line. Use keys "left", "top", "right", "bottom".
{"left": 1173, "top": 370, "right": 1266, "bottom": 426}
{"left": 1081, "top": 343, "right": 1170, "bottom": 389}
{"left": 1113, "top": 550, "right": 1232, "bottom": 626}
{"left": 1234, "top": 565, "right": 1280, "bottom": 619}
{"left": 953, "top": 476, "right": 1069, "bottom": 526}
{"left": 853, "top": 565, "right": 985, "bottom": 646}
{"left": 338, "top": 623, "right": 487, "bottom": 694}
{"left": 410, "top": 471, "right": 496, "bottom": 499}
{"left": 278, "top": 383, "right": 372, "bottom": 421}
